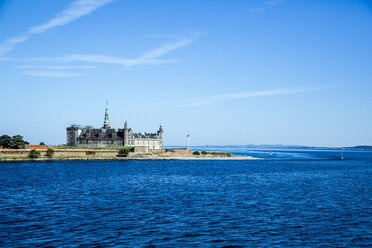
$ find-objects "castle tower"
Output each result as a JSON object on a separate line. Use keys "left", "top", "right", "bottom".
{"left": 123, "top": 120, "right": 129, "bottom": 146}
{"left": 158, "top": 124, "right": 164, "bottom": 148}
{"left": 158, "top": 124, "right": 163, "bottom": 138}
{"left": 66, "top": 125, "right": 83, "bottom": 146}
{"left": 103, "top": 101, "right": 110, "bottom": 129}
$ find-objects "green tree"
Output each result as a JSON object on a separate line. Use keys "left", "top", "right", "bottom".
{"left": 10, "top": 135, "right": 26, "bottom": 149}
{"left": 193, "top": 151, "right": 201, "bottom": 155}
{"left": 118, "top": 148, "right": 130, "bottom": 157}
{"left": 201, "top": 151, "right": 207, "bottom": 155}
{"left": 29, "top": 149, "right": 41, "bottom": 159}
{"left": 0, "top": 135, "right": 12, "bottom": 148}
{"left": 40, "top": 142, "right": 46, "bottom": 146}
{"left": 46, "top": 149, "right": 54, "bottom": 158}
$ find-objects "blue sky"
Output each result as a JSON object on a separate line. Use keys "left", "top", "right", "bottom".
{"left": 0, "top": 0, "right": 371, "bottom": 147}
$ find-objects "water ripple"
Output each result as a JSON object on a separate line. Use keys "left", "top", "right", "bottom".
{"left": 0, "top": 152, "right": 371, "bottom": 247}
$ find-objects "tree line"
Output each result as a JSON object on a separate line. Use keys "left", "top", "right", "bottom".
{"left": 0, "top": 135, "right": 29, "bottom": 149}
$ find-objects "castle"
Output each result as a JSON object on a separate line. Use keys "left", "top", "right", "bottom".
{"left": 66, "top": 103, "right": 163, "bottom": 149}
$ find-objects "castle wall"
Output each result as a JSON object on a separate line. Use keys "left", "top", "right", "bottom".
{"left": 76, "top": 138, "right": 124, "bottom": 148}
{"left": 73, "top": 136, "right": 163, "bottom": 149}
{"left": 133, "top": 139, "right": 162, "bottom": 149}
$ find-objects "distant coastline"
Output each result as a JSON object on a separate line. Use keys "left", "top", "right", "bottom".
{"left": 176, "top": 145, "right": 372, "bottom": 150}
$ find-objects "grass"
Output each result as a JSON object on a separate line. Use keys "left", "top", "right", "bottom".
{"left": 52, "top": 145, "right": 88, "bottom": 149}
{"left": 158, "top": 154, "right": 171, "bottom": 157}
{"left": 0, "top": 149, "right": 29, "bottom": 153}
{"left": 0, "top": 155, "right": 29, "bottom": 159}
{"left": 198, "top": 151, "right": 233, "bottom": 157}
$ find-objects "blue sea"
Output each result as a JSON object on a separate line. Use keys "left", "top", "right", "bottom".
{"left": 0, "top": 148, "right": 371, "bottom": 247}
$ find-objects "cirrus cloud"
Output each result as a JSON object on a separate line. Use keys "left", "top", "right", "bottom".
{"left": 0, "top": 0, "right": 114, "bottom": 56}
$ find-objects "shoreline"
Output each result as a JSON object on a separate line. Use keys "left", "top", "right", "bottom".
{"left": 0, "top": 155, "right": 261, "bottom": 162}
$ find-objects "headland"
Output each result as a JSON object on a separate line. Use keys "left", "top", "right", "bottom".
{"left": 0, "top": 146, "right": 259, "bottom": 162}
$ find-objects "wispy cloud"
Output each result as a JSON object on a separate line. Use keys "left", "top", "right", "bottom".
{"left": 22, "top": 71, "right": 83, "bottom": 77}
{"left": 124, "top": 37, "right": 195, "bottom": 67}
{"left": 15, "top": 32, "right": 201, "bottom": 77}
{"left": 6, "top": 35, "right": 29, "bottom": 44}
{"left": 61, "top": 54, "right": 179, "bottom": 67}
{"left": 0, "top": 46, "right": 13, "bottom": 56}
{"left": 0, "top": 0, "right": 114, "bottom": 56}
{"left": 32, "top": 33, "right": 202, "bottom": 68}
{"left": 0, "top": 57, "right": 12, "bottom": 61}
{"left": 249, "top": 0, "right": 286, "bottom": 13}
{"left": 59, "top": 54, "right": 130, "bottom": 64}
{"left": 120, "top": 86, "right": 326, "bottom": 110}
{"left": 18, "top": 65, "right": 96, "bottom": 69}
{"left": 27, "top": 0, "right": 113, "bottom": 35}
{"left": 177, "top": 87, "right": 321, "bottom": 107}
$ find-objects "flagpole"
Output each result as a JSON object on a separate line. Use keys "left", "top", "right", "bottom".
{"left": 187, "top": 134, "right": 190, "bottom": 150}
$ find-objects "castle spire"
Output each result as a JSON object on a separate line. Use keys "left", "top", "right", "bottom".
{"left": 103, "top": 101, "right": 110, "bottom": 129}
{"left": 159, "top": 123, "right": 163, "bottom": 132}
{"left": 124, "top": 120, "right": 128, "bottom": 130}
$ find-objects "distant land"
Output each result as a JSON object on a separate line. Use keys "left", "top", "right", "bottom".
{"left": 173, "top": 145, "right": 372, "bottom": 150}
{"left": 346, "top": 145, "right": 372, "bottom": 150}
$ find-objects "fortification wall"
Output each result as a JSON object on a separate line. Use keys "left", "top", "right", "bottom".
{"left": 133, "top": 138, "right": 162, "bottom": 149}
{"left": 76, "top": 137, "right": 162, "bottom": 149}
{"left": 77, "top": 139, "right": 123, "bottom": 147}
